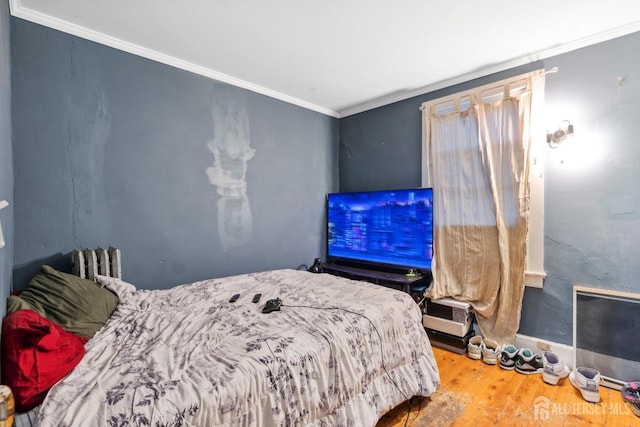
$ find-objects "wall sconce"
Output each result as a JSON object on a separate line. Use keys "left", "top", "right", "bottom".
{"left": 547, "top": 120, "right": 574, "bottom": 148}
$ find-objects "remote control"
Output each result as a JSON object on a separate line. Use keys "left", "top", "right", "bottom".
{"left": 262, "top": 298, "right": 282, "bottom": 313}
{"left": 252, "top": 293, "right": 262, "bottom": 303}
{"left": 229, "top": 293, "right": 240, "bottom": 303}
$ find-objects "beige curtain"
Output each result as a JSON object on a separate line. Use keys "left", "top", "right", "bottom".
{"left": 424, "top": 74, "right": 540, "bottom": 345}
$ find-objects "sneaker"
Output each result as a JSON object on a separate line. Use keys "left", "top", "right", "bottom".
{"left": 515, "top": 348, "right": 544, "bottom": 374}
{"left": 499, "top": 344, "right": 518, "bottom": 370}
{"left": 467, "top": 335, "right": 483, "bottom": 360}
{"left": 621, "top": 382, "right": 640, "bottom": 417}
{"left": 622, "top": 382, "right": 640, "bottom": 405}
{"left": 542, "top": 351, "right": 570, "bottom": 385}
{"left": 482, "top": 339, "right": 500, "bottom": 365}
{"left": 569, "top": 367, "right": 601, "bottom": 403}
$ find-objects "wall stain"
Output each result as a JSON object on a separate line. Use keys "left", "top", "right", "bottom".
{"left": 205, "top": 86, "right": 256, "bottom": 251}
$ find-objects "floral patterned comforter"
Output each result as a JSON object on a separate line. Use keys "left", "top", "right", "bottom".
{"left": 36, "top": 269, "right": 440, "bottom": 427}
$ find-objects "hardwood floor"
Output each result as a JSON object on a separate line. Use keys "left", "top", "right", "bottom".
{"left": 377, "top": 346, "right": 639, "bottom": 427}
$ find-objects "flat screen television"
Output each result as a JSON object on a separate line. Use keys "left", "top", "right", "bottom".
{"left": 326, "top": 188, "right": 433, "bottom": 272}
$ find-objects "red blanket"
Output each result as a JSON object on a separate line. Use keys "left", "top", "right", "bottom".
{"left": 1, "top": 309, "right": 87, "bottom": 412}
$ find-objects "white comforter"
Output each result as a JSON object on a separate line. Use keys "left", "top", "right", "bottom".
{"left": 37, "top": 269, "right": 439, "bottom": 427}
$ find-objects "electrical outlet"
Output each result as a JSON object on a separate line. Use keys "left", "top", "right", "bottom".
{"left": 537, "top": 341, "right": 551, "bottom": 351}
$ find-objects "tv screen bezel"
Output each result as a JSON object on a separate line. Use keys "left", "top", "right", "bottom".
{"left": 325, "top": 187, "right": 434, "bottom": 274}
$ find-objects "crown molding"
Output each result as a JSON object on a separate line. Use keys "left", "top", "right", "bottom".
{"left": 338, "top": 20, "right": 640, "bottom": 117}
{"left": 9, "top": 1, "right": 340, "bottom": 118}
{"left": 10, "top": 1, "right": 640, "bottom": 119}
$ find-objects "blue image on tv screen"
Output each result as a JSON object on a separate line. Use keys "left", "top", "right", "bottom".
{"left": 326, "top": 188, "right": 433, "bottom": 270}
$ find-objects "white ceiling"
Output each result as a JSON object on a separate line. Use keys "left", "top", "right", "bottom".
{"left": 9, "top": 0, "right": 640, "bottom": 117}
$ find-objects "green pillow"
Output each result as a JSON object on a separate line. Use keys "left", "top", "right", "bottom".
{"left": 7, "top": 265, "right": 119, "bottom": 339}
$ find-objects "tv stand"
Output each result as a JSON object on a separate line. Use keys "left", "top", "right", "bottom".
{"left": 321, "top": 262, "right": 430, "bottom": 294}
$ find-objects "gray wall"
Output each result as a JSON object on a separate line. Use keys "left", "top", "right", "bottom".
{"left": 340, "top": 32, "right": 640, "bottom": 345}
{"left": 9, "top": 12, "right": 640, "bottom": 346}
{"left": 11, "top": 18, "right": 338, "bottom": 290}
{"left": 0, "top": 1, "right": 13, "bottom": 318}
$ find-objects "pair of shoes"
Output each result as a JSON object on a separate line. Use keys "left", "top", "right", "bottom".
{"left": 569, "top": 367, "right": 601, "bottom": 403}
{"left": 467, "top": 335, "right": 500, "bottom": 365}
{"left": 621, "top": 382, "right": 640, "bottom": 417}
{"left": 542, "top": 351, "right": 570, "bottom": 385}
{"left": 515, "top": 348, "right": 544, "bottom": 375}
{"left": 499, "top": 344, "right": 518, "bottom": 370}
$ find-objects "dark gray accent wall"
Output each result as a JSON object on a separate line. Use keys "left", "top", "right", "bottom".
{"left": 0, "top": 1, "right": 13, "bottom": 318}
{"left": 10, "top": 12, "right": 640, "bottom": 346}
{"left": 340, "top": 31, "right": 640, "bottom": 345}
{"left": 11, "top": 18, "right": 338, "bottom": 290}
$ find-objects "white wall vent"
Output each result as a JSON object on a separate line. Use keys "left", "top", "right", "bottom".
{"left": 573, "top": 285, "right": 640, "bottom": 389}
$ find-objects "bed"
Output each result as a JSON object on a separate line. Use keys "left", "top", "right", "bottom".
{"left": 5, "top": 267, "right": 440, "bottom": 426}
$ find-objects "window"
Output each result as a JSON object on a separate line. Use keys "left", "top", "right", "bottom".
{"left": 421, "top": 70, "right": 546, "bottom": 288}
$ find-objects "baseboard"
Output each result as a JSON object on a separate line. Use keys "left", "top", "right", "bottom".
{"left": 515, "top": 333, "right": 574, "bottom": 369}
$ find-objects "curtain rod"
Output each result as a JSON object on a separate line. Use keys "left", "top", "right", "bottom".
{"left": 419, "top": 68, "right": 556, "bottom": 112}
